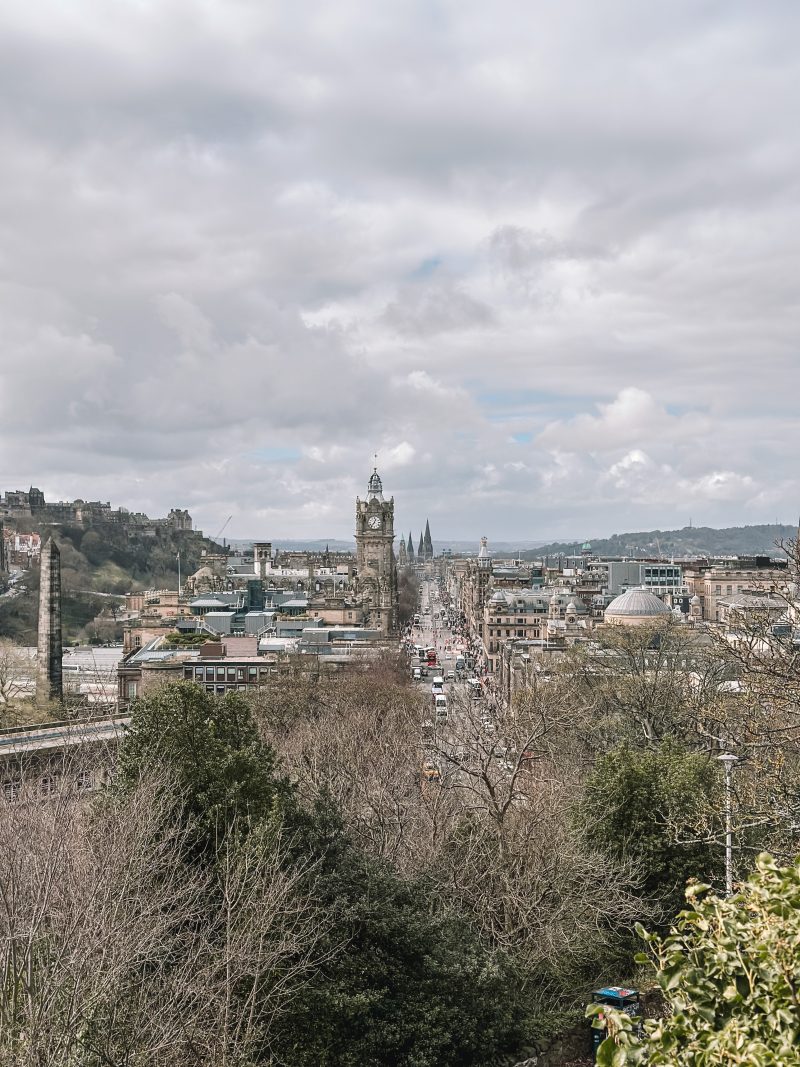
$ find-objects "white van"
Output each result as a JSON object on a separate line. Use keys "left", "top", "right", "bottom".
{"left": 434, "top": 694, "right": 448, "bottom": 718}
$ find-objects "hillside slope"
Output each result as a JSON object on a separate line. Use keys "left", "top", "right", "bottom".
{"left": 524, "top": 523, "right": 795, "bottom": 560}
{"left": 0, "top": 521, "right": 220, "bottom": 643}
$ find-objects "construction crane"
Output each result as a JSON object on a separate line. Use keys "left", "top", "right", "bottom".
{"left": 214, "top": 515, "right": 233, "bottom": 550}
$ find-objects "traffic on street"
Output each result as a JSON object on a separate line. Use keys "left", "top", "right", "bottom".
{"left": 400, "top": 576, "right": 515, "bottom": 787}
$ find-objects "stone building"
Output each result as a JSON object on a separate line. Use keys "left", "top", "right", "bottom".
{"left": 603, "top": 586, "right": 673, "bottom": 627}
{"left": 682, "top": 557, "right": 789, "bottom": 622}
{"left": 37, "top": 538, "right": 63, "bottom": 705}
{"left": 354, "top": 468, "right": 399, "bottom": 635}
{"left": 0, "top": 487, "right": 195, "bottom": 535}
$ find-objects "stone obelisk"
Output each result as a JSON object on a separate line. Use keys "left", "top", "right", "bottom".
{"left": 37, "top": 537, "right": 63, "bottom": 705}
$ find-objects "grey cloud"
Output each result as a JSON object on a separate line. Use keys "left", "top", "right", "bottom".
{"left": 381, "top": 283, "right": 493, "bottom": 337}
{"left": 1, "top": 1, "right": 799, "bottom": 538}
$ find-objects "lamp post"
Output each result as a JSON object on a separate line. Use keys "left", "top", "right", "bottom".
{"left": 717, "top": 753, "right": 739, "bottom": 897}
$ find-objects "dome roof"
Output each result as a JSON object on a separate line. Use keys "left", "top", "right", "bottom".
{"left": 490, "top": 590, "right": 507, "bottom": 604}
{"left": 690, "top": 594, "right": 702, "bottom": 605}
{"left": 605, "top": 587, "right": 671, "bottom": 618}
{"left": 566, "top": 601, "right": 577, "bottom": 614}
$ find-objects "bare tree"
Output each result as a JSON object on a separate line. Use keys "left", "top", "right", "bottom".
{"left": 418, "top": 683, "right": 647, "bottom": 998}
{"left": 254, "top": 659, "right": 427, "bottom": 871}
{"left": 253, "top": 661, "right": 646, "bottom": 1008}
{"left": 0, "top": 756, "right": 326, "bottom": 1066}
{"left": 0, "top": 639, "right": 33, "bottom": 712}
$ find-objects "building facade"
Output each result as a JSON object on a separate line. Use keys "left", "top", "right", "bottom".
{"left": 354, "top": 468, "right": 399, "bottom": 635}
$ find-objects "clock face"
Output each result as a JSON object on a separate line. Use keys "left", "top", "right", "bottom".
{"left": 367, "top": 515, "right": 382, "bottom": 530}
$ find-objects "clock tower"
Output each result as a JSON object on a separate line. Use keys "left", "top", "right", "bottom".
{"left": 355, "top": 468, "right": 398, "bottom": 635}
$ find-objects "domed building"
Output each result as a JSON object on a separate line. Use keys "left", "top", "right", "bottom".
{"left": 604, "top": 586, "right": 671, "bottom": 627}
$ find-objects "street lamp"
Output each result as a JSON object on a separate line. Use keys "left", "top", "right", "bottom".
{"left": 717, "top": 752, "right": 739, "bottom": 897}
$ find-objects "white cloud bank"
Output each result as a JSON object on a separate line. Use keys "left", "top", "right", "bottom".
{"left": 1, "top": 1, "right": 799, "bottom": 538}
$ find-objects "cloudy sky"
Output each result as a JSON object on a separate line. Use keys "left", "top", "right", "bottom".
{"left": 1, "top": 1, "right": 798, "bottom": 541}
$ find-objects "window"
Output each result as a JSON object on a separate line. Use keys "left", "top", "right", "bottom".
{"left": 248, "top": 667, "right": 257, "bottom": 679}
{"left": 227, "top": 667, "right": 236, "bottom": 681}
{"left": 237, "top": 667, "right": 245, "bottom": 681}
{"left": 215, "top": 685, "right": 225, "bottom": 695}
{"left": 39, "top": 776, "right": 57, "bottom": 797}
{"left": 76, "top": 770, "right": 94, "bottom": 793}
{"left": 715, "top": 585, "right": 721, "bottom": 594}
{"left": 194, "top": 667, "right": 204, "bottom": 679}
{"left": 205, "top": 667, "right": 214, "bottom": 680}
{"left": 3, "top": 781, "right": 20, "bottom": 801}
{"left": 216, "top": 667, "right": 225, "bottom": 680}
{"left": 126, "top": 681, "right": 138, "bottom": 698}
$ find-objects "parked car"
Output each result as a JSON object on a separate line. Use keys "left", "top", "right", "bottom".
{"left": 412, "top": 666, "right": 422, "bottom": 680}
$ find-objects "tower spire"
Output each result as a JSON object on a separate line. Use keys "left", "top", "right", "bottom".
{"left": 424, "top": 518, "right": 433, "bottom": 560}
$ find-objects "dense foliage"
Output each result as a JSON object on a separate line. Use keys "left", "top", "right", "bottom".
{"left": 576, "top": 742, "right": 720, "bottom": 923}
{"left": 116, "top": 681, "right": 529, "bottom": 1066}
{"left": 591, "top": 854, "right": 800, "bottom": 1066}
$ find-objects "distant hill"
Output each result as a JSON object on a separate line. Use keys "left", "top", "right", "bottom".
{"left": 521, "top": 524, "right": 796, "bottom": 560}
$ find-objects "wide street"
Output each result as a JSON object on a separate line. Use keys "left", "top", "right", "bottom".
{"left": 404, "top": 576, "right": 509, "bottom": 784}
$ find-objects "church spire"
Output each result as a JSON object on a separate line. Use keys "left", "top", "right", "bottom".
{"left": 424, "top": 519, "right": 433, "bottom": 560}
{"left": 407, "top": 532, "right": 415, "bottom": 561}
{"left": 418, "top": 531, "right": 425, "bottom": 558}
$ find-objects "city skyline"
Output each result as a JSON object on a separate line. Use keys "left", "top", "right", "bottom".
{"left": 1, "top": 2, "right": 799, "bottom": 538}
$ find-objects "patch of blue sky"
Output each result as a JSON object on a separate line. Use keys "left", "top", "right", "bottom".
{"left": 665, "top": 402, "right": 694, "bottom": 416}
{"left": 409, "top": 256, "right": 442, "bottom": 280}
{"left": 247, "top": 446, "right": 301, "bottom": 462}
{"left": 512, "top": 431, "right": 532, "bottom": 443}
